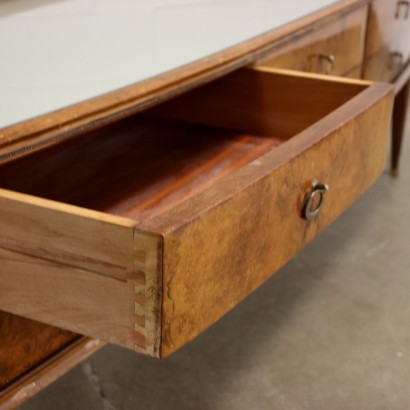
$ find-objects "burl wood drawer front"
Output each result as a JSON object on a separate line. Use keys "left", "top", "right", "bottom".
{"left": 0, "top": 68, "right": 393, "bottom": 358}
{"left": 257, "top": 6, "right": 367, "bottom": 76}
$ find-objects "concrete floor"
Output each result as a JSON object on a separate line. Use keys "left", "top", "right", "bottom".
{"left": 20, "top": 120, "right": 410, "bottom": 410}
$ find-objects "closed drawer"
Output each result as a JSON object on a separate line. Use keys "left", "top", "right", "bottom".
{"left": 363, "top": 44, "right": 407, "bottom": 82}
{"left": 0, "top": 68, "right": 393, "bottom": 358}
{"left": 257, "top": 6, "right": 367, "bottom": 76}
{"left": 366, "top": 0, "right": 410, "bottom": 58}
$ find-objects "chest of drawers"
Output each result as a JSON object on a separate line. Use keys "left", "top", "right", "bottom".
{"left": 0, "top": 0, "right": 409, "bottom": 408}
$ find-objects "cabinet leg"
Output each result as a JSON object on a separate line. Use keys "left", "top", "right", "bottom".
{"left": 391, "top": 81, "right": 410, "bottom": 176}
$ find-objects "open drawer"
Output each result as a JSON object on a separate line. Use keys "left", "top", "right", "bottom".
{"left": 0, "top": 67, "right": 393, "bottom": 358}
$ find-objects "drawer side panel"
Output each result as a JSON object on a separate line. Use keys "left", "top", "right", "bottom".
{"left": 0, "top": 190, "right": 135, "bottom": 280}
{"left": 0, "top": 247, "right": 136, "bottom": 350}
{"left": 0, "top": 234, "right": 162, "bottom": 356}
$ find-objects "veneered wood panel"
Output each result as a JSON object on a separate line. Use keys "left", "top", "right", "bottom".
{"left": 0, "top": 312, "right": 77, "bottom": 388}
{"left": 257, "top": 6, "right": 368, "bottom": 76}
{"left": 148, "top": 81, "right": 394, "bottom": 357}
{"left": 0, "top": 335, "right": 102, "bottom": 410}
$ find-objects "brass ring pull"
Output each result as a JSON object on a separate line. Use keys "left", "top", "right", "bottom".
{"left": 307, "top": 54, "right": 335, "bottom": 75}
{"left": 395, "top": 0, "right": 409, "bottom": 19}
{"left": 302, "top": 181, "right": 329, "bottom": 221}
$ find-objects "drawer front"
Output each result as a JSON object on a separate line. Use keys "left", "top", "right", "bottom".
{"left": 0, "top": 69, "right": 393, "bottom": 358}
{"left": 363, "top": 45, "right": 405, "bottom": 82}
{"left": 366, "top": 0, "right": 409, "bottom": 58}
{"left": 257, "top": 6, "right": 367, "bottom": 76}
{"left": 143, "top": 68, "right": 394, "bottom": 356}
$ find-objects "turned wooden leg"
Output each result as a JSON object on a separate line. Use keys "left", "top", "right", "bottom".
{"left": 391, "top": 80, "right": 410, "bottom": 176}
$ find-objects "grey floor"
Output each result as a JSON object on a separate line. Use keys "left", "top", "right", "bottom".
{"left": 20, "top": 120, "right": 410, "bottom": 410}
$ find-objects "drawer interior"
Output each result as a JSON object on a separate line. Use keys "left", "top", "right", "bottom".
{"left": 0, "top": 68, "right": 367, "bottom": 220}
{"left": 0, "top": 117, "right": 282, "bottom": 222}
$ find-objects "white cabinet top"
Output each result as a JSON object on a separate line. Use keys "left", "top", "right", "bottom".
{"left": 1, "top": 0, "right": 336, "bottom": 128}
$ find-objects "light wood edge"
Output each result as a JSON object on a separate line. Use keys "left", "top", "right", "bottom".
{"left": 142, "top": 81, "right": 394, "bottom": 236}
{"left": 253, "top": 65, "right": 373, "bottom": 86}
{"left": 0, "top": 187, "right": 135, "bottom": 279}
{"left": 0, "top": 338, "right": 104, "bottom": 410}
{"left": 133, "top": 229, "right": 162, "bottom": 357}
{"left": 0, "top": 188, "right": 135, "bottom": 227}
{"left": 0, "top": 0, "right": 369, "bottom": 163}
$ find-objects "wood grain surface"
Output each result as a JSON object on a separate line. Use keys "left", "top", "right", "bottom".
{"left": 257, "top": 5, "right": 367, "bottom": 76}
{"left": 0, "top": 332, "right": 102, "bottom": 410}
{"left": 0, "top": 116, "right": 281, "bottom": 356}
{"left": 0, "top": 312, "right": 76, "bottom": 388}
{"left": 141, "top": 71, "right": 394, "bottom": 356}
{"left": 0, "top": 189, "right": 136, "bottom": 281}
{"left": 0, "top": 68, "right": 393, "bottom": 358}
{"left": 0, "top": 118, "right": 281, "bottom": 222}
{"left": 149, "top": 68, "right": 368, "bottom": 140}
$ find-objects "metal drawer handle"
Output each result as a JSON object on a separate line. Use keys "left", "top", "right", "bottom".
{"left": 307, "top": 54, "right": 335, "bottom": 75}
{"left": 302, "top": 181, "right": 329, "bottom": 221}
{"left": 395, "top": 1, "right": 409, "bottom": 19}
